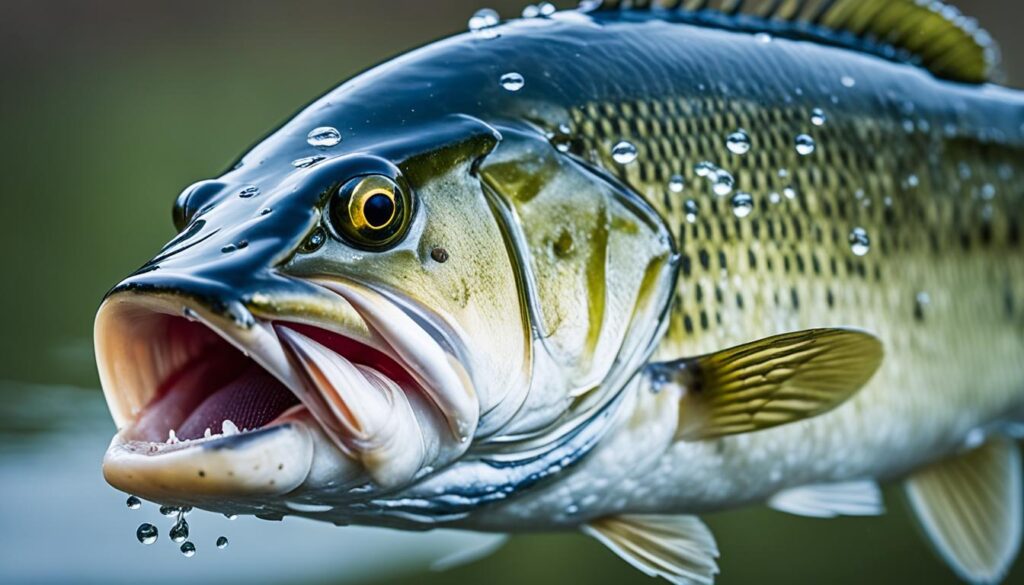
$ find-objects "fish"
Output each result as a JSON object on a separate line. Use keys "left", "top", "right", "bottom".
{"left": 94, "top": 0, "right": 1024, "bottom": 583}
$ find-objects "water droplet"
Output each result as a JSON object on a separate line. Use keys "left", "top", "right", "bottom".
{"left": 468, "top": 8, "right": 500, "bottom": 31}
{"left": 136, "top": 523, "right": 158, "bottom": 545}
{"left": 712, "top": 170, "right": 734, "bottom": 196}
{"left": 259, "top": 207, "right": 272, "bottom": 216}
{"left": 170, "top": 518, "right": 190, "bottom": 543}
{"left": 538, "top": 2, "right": 556, "bottom": 15}
{"left": 684, "top": 199, "right": 698, "bottom": 223}
{"left": 726, "top": 129, "right": 751, "bottom": 155}
{"left": 731, "top": 193, "right": 754, "bottom": 218}
{"left": 695, "top": 161, "right": 716, "bottom": 177}
{"left": 611, "top": 141, "right": 638, "bottom": 164}
{"left": 769, "top": 192, "right": 782, "bottom": 204}
{"left": 306, "top": 126, "right": 341, "bottom": 148}
{"left": 302, "top": 228, "right": 326, "bottom": 253}
{"left": 784, "top": 187, "right": 797, "bottom": 200}
{"left": 849, "top": 227, "right": 871, "bottom": 257}
{"left": 811, "top": 108, "right": 827, "bottom": 126}
{"left": 216, "top": 536, "right": 229, "bottom": 549}
{"left": 916, "top": 291, "right": 931, "bottom": 309}
{"left": 795, "top": 134, "right": 816, "bottom": 156}
{"left": 754, "top": 32, "right": 772, "bottom": 43}
{"left": 126, "top": 496, "right": 142, "bottom": 510}
{"left": 548, "top": 123, "right": 573, "bottom": 153}
{"left": 292, "top": 155, "right": 326, "bottom": 168}
{"left": 840, "top": 75, "right": 856, "bottom": 88}
{"left": 668, "top": 174, "right": 685, "bottom": 193}
{"left": 180, "top": 542, "right": 196, "bottom": 557}
{"left": 522, "top": 4, "right": 540, "bottom": 18}
{"left": 160, "top": 505, "right": 178, "bottom": 517}
{"left": 239, "top": 185, "right": 260, "bottom": 198}
{"left": 906, "top": 174, "right": 920, "bottom": 188}
{"left": 221, "top": 244, "right": 238, "bottom": 254}
{"left": 980, "top": 183, "right": 996, "bottom": 200}
{"left": 499, "top": 72, "right": 525, "bottom": 92}
{"left": 565, "top": 504, "right": 580, "bottom": 516}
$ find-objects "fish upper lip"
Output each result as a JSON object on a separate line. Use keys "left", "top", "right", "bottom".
{"left": 95, "top": 277, "right": 478, "bottom": 455}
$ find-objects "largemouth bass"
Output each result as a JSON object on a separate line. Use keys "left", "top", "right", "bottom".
{"left": 94, "top": 1, "right": 1024, "bottom": 583}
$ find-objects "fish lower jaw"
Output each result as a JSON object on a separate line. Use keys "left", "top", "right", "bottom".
{"left": 102, "top": 416, "right": 315, "bottom": 504}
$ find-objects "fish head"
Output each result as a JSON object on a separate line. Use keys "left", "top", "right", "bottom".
{"left": 95, "top": 113, "right": 536, "bottom": 517}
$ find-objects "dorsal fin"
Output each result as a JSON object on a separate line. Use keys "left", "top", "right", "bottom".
{"left": 578, "top": 0, "right": 1002, "bottom": 84}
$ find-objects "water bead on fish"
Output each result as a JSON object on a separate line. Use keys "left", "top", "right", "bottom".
{"left": 795, "top": 134, "right": 816, "bottom": 156}
{"left": 467, "top": 8, "right": 500, "bottom": 31}
{"left": 731, "top": 193, "right": 754, "bottom": 218}
{"left": 216, "top": 536, "right": 229, "bottom": 549}
{"left": 180, "top": 542, "right": 196, "bottom": 557}
{"left": 840, "top": 75, "right": 856, "bottom": 88}
{"left": 668, "top": 174, "right": 685, "bottom": 193}
{"left": 126, "top": 495, "right": 141, "bottom": 510}
{"left": 849, "top": 227, "right": 871, "bottom": 257}
{"left": 224, "top": 514, "right": 238, "bottom": 520}
{"left": 754, "top": 32, "right": 772, "bottom": 43}
{"left": 684, "top": 199, "right": 699, "bottom": 223}
{"left": 726, "top": 130, "right": 752, "bottom": 155}
{"left": 695, "top": 161, "right": 716, "bottom": 177}
{"left": 538, "top": 2, "right": 556, "bottom": 16}
{"left": 136, "top": 523, "right": 158, "bottom": 545}
{"left": 306, "top": 126, "right": 342, "bottom": 149}
{"left": 712, "top": 170, "right": 734, "bottom": 196}
{"left": 160, "top": 505, "right": 178, "bottom": 517}
{"left": 522, "top": 4, "right": 540, "bottom": 18}
{"left": 499, "top": 72, "right": 525, "bottom": 92}
{"left": 769, "top": 192, "right": 782, "bottom": 204}
{"left": 811, "top": 108, "right": 827, "bottom": 126}
{"left": 292, "top": 155, "right": 326, "bottom": 168}
{"left": 239, "top": 185, "right": 260, "bottom": 198}
{"left": 611, "top": 141, "right": 638, "bottom": 165}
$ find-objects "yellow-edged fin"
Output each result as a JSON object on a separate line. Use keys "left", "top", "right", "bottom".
{"left": 904, "top": 437, "right": 1023, "bottom": 585}
{"left": 580, "top": 0, "right": 1001, "bottom": 84}
{"left": 582, "top": 515, "right": 719, "bottom": 585}
{"left": 648, "top": 328, "right": 883, "bottom": 441}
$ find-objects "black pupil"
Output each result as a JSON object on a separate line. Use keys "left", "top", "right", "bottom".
{"left": 363, "top": 193, "right": 395, "bottom": 228}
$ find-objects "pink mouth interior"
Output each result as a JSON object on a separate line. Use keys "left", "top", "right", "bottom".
{"left": 130, "top": 318, "right": 300, "bottom": 442}
{"left": 124, "top": 315, "right": 420, "bottom": 444}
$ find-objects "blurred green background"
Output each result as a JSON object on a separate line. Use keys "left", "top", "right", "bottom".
{"left": 0, "top": 1, "right": 1020, "bottom": 584}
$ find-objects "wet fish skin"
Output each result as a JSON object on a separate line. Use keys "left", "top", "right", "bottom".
{"left": 94, "top": 4, "right": 1024, "bottom": 582}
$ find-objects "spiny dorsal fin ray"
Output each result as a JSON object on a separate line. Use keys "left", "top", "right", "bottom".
{"left": 904, "top": 437, "right": 1023, "bottom": 585}
{"left": 578, "top": 0, "right": 1001, "bottom": 84}
{"left": 649, "top": 328, "right": 883, "bottom": 441}
{"left": 583, "top": 514, "right": 720, "bottom": 585}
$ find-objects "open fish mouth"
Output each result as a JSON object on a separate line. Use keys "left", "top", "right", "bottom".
{"left": 95, "top": 279, "right": 478, "bottom": 504}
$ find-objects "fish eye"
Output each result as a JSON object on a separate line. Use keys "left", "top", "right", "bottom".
{"left": 327, "top": 174, "right": 411, "bottom": 249}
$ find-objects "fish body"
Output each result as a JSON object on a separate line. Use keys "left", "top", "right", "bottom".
{"left": 95, "top": 1, "right": 1024, "bottom": 582}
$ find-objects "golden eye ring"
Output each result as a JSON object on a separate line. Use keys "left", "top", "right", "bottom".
{"left": 328, "top": 174, "right": 411, "bottom": 249}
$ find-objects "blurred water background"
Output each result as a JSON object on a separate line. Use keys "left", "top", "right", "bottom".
{"left": 0, "top": 1, "right": 1021, "bottom": 583}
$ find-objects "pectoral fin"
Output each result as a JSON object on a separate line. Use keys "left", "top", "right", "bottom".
{"left": 904, "top": 437, "right": 1022, "bottom": 585}
{"left": 649, "top": 328, "right": 883, "bottom": 440}
{"left": 582, "top": 514, "right": 719, "bottom": 585}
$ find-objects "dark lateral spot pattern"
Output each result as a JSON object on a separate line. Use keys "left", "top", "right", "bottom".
{"left": 569, "top": 95, "right": 1024, "bottom": 343}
